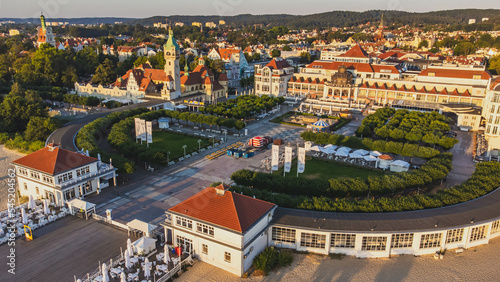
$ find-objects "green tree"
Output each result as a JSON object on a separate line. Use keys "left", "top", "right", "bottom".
{"left": 92, "top": 58, "right": 116, "bottom": 85}
{"left": 24, "top": 117, "right": 58, "bottom": 142}
{"left": 389, "top": 128, "right": 405, "bottom": 140}
{"left": 454, "top": 41, "right": 476, "bottom": 56}
{"left": 489, "top": 55, "right": 500, "bottom": 75}
{"left": 271, "top": 49, "right": 281, "bottom": 58}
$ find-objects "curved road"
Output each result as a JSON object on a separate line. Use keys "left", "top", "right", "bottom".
{"left": 47, "top": 100, "right": 165, "bottom": 151}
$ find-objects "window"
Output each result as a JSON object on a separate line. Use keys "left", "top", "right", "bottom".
{"left": 391, "top": 233, "right": 414, "bottom": 248}
{"left": 224, "top": 252, "right": 231, "bottom": 263}
{"left": 272, "top": 227, "right": 296, "bottom": 243}
{"left": 419, "top": 233, "right": 442, "bottom": 249}
{"left": 473, "top": 74, "right": 481, "bottom": 80}
{"left": 470, "top": 225, "right": 488, "bottom": 242}
{"left": 361, "top": 236, "right": 387, "bottom": 251}
{"left": 18, "top": 167, "right": 28, "bottom": 176}
{"left": 489, "top": 116, "right": 493, "bottom": 123}
{"left": 202, "top": 244, "right": 208, "bottom": 255}
{"left": 64, "top": 188, "right": 76, "bottom": 200}
{"left": 23, "top": 183, "right": 27, "bottom": 190}
{"left": 491, "top": 220, "right": 500, "bottom": 234}
{"left": 76, "top": 166, "right": 90, "bottom": 177}
{"left": 30, "top": 171, "right": 40, "bottom": 180}
{"left": 300, "top": 233, "right": 326, "bottom": 249}
{"left": 491, "top": 105, "right": 496, "bottom": 114}
{"left": 176, "top": 236, "right": 192, "bottom": 253}
{"left": 176, "top": 217, "right": 192, "bottom": 229}
{"left": 331, "top": 233, "right": 356, "bottom": 248}
{"left": 446, "top": 228, "right": 464, "bottom": 244}
{"left": 428, "top": 72, "right": 436, "bottom": 77}
{"left": 495, "top": 116, "right": 500, "bottom": 124}
{"left": 493, "top": 127, "right": 498, "bottom": 135}
{"left": 57, "top": 172, "right": 73, "bottom": 183}
{"left": 42, "top": 175, "right": 53, "bottom": 184}
{"left": 196, "top": 223, "right": 214, "bottom": 236}
{"left": 487, "top": 125, "right": 491, "bottom": 134}
{"left": 36, "top": 187, "right": 39, "bottom": 194}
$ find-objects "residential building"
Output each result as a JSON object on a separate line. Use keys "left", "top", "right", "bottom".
{"left": 208, "top": 48, "right": 250, "bottom": 87}
{"left": 205, "top": 22, "right": 217, "bottom": 29}
{"left": 164, "top": 185, "right": 277, "bottom": 276}
{"left": 9, "top": 29, "right": 20, "bottom": 36}
{"left": 254, "top": 58, "right": 294, "bottom": 97}
{"left": 12, "top": 143, "right": 117, "bottom": 207}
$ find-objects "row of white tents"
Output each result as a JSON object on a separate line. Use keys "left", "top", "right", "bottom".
{"left": 308, "top": 145, "right": 410, "bottom": 172}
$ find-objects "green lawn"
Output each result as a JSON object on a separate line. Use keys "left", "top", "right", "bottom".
{"left": 148, "top": 131, "right": 211, "bottom": 160}
{"left": 278, "top": 158, "right": 384, "bottom": 180}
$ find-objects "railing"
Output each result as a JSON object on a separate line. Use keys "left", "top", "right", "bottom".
{"left": 92, "top": 213, "right": 129, "bottom": 231}
{"left": 56, "top": 166, "right": 116, "bottom": 189}
{"left": 157, "top": 254, "right": 194, "bottom": 282}
{"left": 80, "top": 253, "right": 123, "bottom": 282}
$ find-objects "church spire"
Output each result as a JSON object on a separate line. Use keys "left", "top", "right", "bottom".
{"left": 40, "top": 13, "right": 46, "bottom": 33}
{"left": 184, "top": 63, "right": 189, "bottom": 76}
{"left": 379, "top": 13, "right": 384, "bottom": 28}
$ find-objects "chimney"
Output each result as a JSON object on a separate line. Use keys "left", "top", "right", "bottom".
{"left": 47, "top": 143, "right": 59, "bottom": 151}
{"left": 215, "top": 184, "right": 225, "bottom": 196}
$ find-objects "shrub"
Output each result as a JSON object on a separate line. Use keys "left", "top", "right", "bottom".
{"left": 277, "top": 249, "right": 294, "bottom": 266}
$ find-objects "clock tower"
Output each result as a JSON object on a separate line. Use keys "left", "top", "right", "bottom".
{"left": 162, "top": 28, "right": 182, "bottom": 100}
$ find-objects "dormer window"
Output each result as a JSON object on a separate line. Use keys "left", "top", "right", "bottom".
{"left": 428, "top": 72, "right": 435, "bottom": 77}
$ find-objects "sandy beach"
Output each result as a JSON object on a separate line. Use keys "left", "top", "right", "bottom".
{"left": 180, "top": 237, "right": 500, "bottom": 281}
{"left": 0, "top": 145, "right": 25, "bottom": 211}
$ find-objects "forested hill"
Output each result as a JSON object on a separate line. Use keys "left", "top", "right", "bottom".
{"left": 129, "top": 9, "right": 500, "bottom": 28}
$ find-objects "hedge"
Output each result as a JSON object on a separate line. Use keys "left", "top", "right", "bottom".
{"left": 229, "top": 161, "right": 500, "bottom": 213}
{"left": 301, "top": 131, "right": 440, "bottom": 159}
{"left": 231, "top": 153, "right": 452, "bottom": 198}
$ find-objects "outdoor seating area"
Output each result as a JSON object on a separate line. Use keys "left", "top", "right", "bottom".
{"left": 78, "top": 238, "right": 194, "bottom": 282}
{"left": 0, "top": 195, "right": 69, "bottom": 245}
{"left": 205, "top": 141, "right": 244, "bottom": 160}
{"left": 308, "top": 145, "right": 411, "bottom": 171}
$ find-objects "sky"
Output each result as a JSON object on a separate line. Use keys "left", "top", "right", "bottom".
{"left": 0, "top": 0, "right": 498, "bottom": 18}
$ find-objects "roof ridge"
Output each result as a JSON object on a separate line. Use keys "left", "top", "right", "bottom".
{"left": 228, "top": 192, "right": 243, "bottom": 232}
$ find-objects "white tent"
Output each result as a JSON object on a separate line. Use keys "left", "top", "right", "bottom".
{"left": 349, "top": 152, "right": 364, "bottom": 159}
{"left": 353, "top": 149, "right": 369, "bottom": 156}
{"left": 175, "top": 104, "right": 188, "bottom": 109}
{"left": 390, "top": 160, "right": 410, "bottom": 172}
{"left": 370, "top": 151, "right": 382, "bottom": 157}
{"left": 28, "top": 195, "right": 36, "bottom": 210}
{"left": 310, "top": 145, "right": 323, "bottom": 152}
{"left": 66, "top": 199, "right": 96, "bottom": 220}
{"left": 364, "top": 155, "right": 378, "bottom": 162}
{"left": 324, "top": 144, "right": 338, "bottom": 150}
{"left": 336, "top": 147, "right": 351, "bottom": 156}
{"left": 335, "top": 150, "right": 349, "bottom": 157}
{"left": 132, "top": 237, "right": 157, "bottom": 255}
{"left": 323, "top": 146, "right": 337, "bottom": 154}
{"left": 127, "top": 219, "right": 158, "bottom": 237}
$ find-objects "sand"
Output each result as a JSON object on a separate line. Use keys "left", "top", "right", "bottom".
{"left": 180, "top": 237, "right": 500, "bottom": 281}
{"left": 0, "top": 145, "right": 25, "bottom": 211}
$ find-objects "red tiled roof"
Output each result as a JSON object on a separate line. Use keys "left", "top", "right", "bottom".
{"left": 265, "top": 58, "right": 291, "bottom": 70}
{"left": 218, "top": 72, "right": 228, "bottom": 81}
{"left": 306, "top": 61, "right": 374, "bottom": 73}
{"left": 339, "top": 44, "right": 369, "bottom": 58}
{"left": 12, "top": 146, "right": 97, "bottom": 175}
{"left": 169, "top": 185, "right": 275, "bottom": 233}
{"left": 419, "top": 68, "right": 492, "bottom": 80}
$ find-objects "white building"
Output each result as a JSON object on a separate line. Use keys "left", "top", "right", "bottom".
{"left": 164, "top": 185, "right": 276, "bottom": 276}
{"left": 254, "top": 58, "right": 294, "bottom": 97}
{"left": 12, "top": 143, "right": 117, "bottom": 207}
{"left": 208, "top": 48, "right": 250, "bottom": 88}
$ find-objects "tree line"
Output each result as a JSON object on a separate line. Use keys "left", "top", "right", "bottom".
{"left": 201, "top": 95, "right": 284, "bottom": 119}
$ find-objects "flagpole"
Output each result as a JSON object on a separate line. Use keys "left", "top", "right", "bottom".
{"left": 297, "top": 144, "right": 299, "bottom": 177}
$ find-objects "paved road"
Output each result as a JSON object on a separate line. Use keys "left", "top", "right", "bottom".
{"left": 48, "top": 99, "right": 165, "bottom": 151}
{"left": 445, "top": 131, "right": 476, "bottom": 188}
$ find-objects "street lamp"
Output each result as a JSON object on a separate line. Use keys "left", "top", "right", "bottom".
{"left": 182, "top": 145, "right": 187, "bottom": 158}
{"left": 224, "top": 131, "right": 227, "bottom": 142}
{"left": 166, "top": 151, "right": 170, "bottom": 165}
{"left": 198, "top": 139, "right": 202, "bottom": 152}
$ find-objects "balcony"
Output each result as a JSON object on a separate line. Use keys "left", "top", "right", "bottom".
{"left": 55, "top": 164, "right": 116, "bottom": 190}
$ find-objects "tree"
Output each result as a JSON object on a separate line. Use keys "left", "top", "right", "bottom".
{"left": 418, "top": 40, "right": 429, "bottom": 49}
{"left": 389, "top": 128, "right": 405, "bottom": 140}
{"left": 24, "top": 117, "right": 58, "bottom": 142}
{"left": 489, "top": 55, "right": 500, "bottom": 75}
{"left": 134, "top": 56, "right": 148, "bottom": 67}
{"left": 178, "top": 112, "right": 190, "bottom": 125}
{"left": 375, "top": 126, "right": 391, "bottom": 139}
{"left": 454, "top": 42, "right": 476, "bottom": 56}
{"left": 92, "top": 59, "right": 116, "bottom": 85}
{"left": 282, "top": 45, "right": 292, "bottom": 51}
{"left": 271, "top": 49, "right": 281, "bottom": 58}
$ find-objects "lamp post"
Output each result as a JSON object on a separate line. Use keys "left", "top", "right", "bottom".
{"left": 182, "top": 145, "right": 187, "bottom": 158}
{"left": 224, "top": 131, "right": 227, "bottom": 142}
{"left": 167, "top": 151, "right": 170, "bottom": 166}
{"left": 197, "top": 139, "right": 202, "bottom": 152}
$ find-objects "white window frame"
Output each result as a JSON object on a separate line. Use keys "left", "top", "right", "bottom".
{"left": 272, "top": 227, "right": 296, "bottom": 244}
{"left": 446, "top": 228, "right": 464, "bottom": 244}
{"left": 470, "top": 225, "right": 488, "bottom": 242}
{"left": 224, "top": 251, "right": 231, "bottom": 263}
{"left": 361, "top": 236, "right": 387, "bottom": 251}
{"left": 196, "top": 223, "right": 214, "bottom": 237}
{"left": 391, "top": 233, "right": 414, "bottom": 248}
{"left": 419, "top": 233, "right": 442, "bottom": 249}
{"left": 176, "top": 216, "right": 193, "bottom": 229}
{"left": 300, "top": 232, "right": 326, "bottom": 249}
{"left": 331, "top": 233, "right": 356, "bottom": 248}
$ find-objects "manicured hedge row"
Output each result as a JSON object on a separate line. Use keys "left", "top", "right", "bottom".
{"left": 229, "top": 161, "right": 500, "bottom": 213}
{"left": 301, "top": 131, "right": 441, "bottom": 159}
{"left": 231, "top": 153, "right": 452, "bottom": 198}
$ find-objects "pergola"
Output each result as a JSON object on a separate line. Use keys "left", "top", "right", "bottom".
{"left": 127, "top": 219, "right": 158, "bottom": 237}
{"left": 66, "top": 198, "right": 96, "bottom": 220}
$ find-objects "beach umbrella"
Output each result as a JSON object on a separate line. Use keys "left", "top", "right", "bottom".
{"left": 127, "top": 238, "right": 133, "bottom": 255}
{"left": 28, "top": 195, "right": 36, "bottom": 210}
{"left": 102, "top": 263, "right": 109, "bottom": 282}
{"left": 120, "top": 272, "right": 126, "bottom": 282}
{"left": 21, "top": 208, "right": 27, "bottom": 225}
{"left": 124, "top": 249, "right": 131, "bottom": 269}
{"left": 144, "top": 258, "right": 151, "bottom": 278}
{"left": 164, "top": 245, "right": 170, "bottom": 264}
{"left": 43, "top": 199, "right": 50, "bottom": 215}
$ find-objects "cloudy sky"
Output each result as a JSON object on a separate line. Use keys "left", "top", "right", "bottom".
{"left": 1, "top": 0, "right": 497, "bottom": 18}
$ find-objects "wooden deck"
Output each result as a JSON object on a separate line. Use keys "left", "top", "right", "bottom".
{"left": 0, "top": 216, "right": 128, "bottom": 282}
